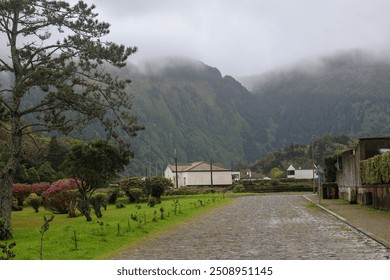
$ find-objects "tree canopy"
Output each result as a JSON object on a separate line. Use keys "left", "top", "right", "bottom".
{"left": 61, "top": 139, "right": 129, "bottom": 221}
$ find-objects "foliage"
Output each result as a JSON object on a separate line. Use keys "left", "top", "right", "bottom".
{"left": 232, "top": 184, "right": 245, "bottom": 193}
{"left": 25, "top": 193, "right": 43, "bottom": 213}
{"left": 145, "top": 176, "right": 173, "bottom": 202}
{"left": 251, "top": 134, "right": 354, "bottom": 176}
{"left": 107, "top": 188, "right": 120, "bottom": 204}
{"left": 0, "top": 217, "right": 12, "bottom": 240}
{"left": 30, "top": 182, "right": 51, "bottom": 196}
{"left": 26, "top": 167, "right": 40, "bottom": 184}
{"left": 37, "top": 162, "right": 57, "bottom": 183}
{"left": 0, "top": 241, "right": 16, "bottom": 260}
{"left": 165, "top": 186, "right": 227, "bottom": 196}
{"left": 47, "top": 137, "right": 70, "bottom": 171}
{"left": 270, "top": 167, "right": 284, "bottom": 180}
{"left": 12, "top": 184, "right": 31, "bottom": 206}
{"left": 147, "top": 196, "right": 157, "bottom": 208}
{"left": 89, "top": 193, "right": 108, "bottom": 218}
{"left": 61, "top": 139, "right": 130, "bottom": 221}
{"left": 42, "top": 179, "right": 78, "bottom": 215}
{"left": 120, "top": 177, "right": 145, "bottom": 202}
{"left": 0, "top": 0, "right": 142, "bottom": 234}
{"left": 360, "top": 152, "right": 390, "bottom": 185}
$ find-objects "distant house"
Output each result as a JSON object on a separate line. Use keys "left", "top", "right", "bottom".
{"left": 240, "top": 170, "right": 264, "bottom": 181}
{"left": 287, "top": 165, "right": 317, "bottom": 180}
{"left": 164, "top": 161, "right": 233, "bottom": 188}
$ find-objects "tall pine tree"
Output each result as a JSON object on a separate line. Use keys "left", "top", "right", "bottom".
{"left": 0, "top": 0, "right": 143, "bottom": 239}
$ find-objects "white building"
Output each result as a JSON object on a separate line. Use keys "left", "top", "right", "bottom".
{"left": 287, "top": 165, "right": 317, "bottom": 180}
{"left": 164, "top": 161, "right": 234, "bottom": 188}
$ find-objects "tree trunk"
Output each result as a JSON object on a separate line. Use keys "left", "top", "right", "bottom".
{"left": 0, "top": 115, "right": 22, "bottom": 240}
{"left": 80, "top": 194, "right": 92, "bottom": 222}
{"left": 0, "top": 171, "right": 13, "bottom": 240}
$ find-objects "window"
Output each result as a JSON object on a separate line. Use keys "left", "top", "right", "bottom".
{"left": 287, "top": 170, "right": 295, "bottom": 176}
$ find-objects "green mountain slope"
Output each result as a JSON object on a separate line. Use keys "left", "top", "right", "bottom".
{"left": 127, "top": 58, "right": 272, "bottom": 174}
{"left": 247, "top": 50, "right": 390, "bottom": 148}
{"left": 3, "top": 51, "right": 390, "bottom": 176}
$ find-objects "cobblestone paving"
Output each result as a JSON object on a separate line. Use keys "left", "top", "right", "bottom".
{"left": 114, "top": 195, "right": 390, "bottom": 260}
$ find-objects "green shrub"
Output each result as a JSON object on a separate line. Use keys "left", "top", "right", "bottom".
{"left": 12, "top": 198, "right": 23, "bottom": 211}
{"left": 147, "top": 196, "right": 157, "bottom": 207}
{"left": 0, "top": 218, "right": 12, "bottom": 240}
{"left": 90, "top": 193, "right": 109, "bottom": 218}
{"left": 116, "top": 202, "right": 126, "bottom": 209}
{"left": 107, "top": 187, "right": 120, "bottom": 204}
{"left": 26, "top": 193, "right": 43, "bottom": 213}
{"left": 361, "top": 152, "right": 390, "bottom": 185}
{"left": 127, "top": 188, "right": 143, "bottom": 203}
{"left": 232, "top": 184, "right": 245, "bottom": 193}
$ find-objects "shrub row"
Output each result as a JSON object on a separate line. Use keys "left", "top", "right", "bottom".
{"left": 360, "top": 152, "right": 390, "bottom": 185}
{"left": 235, "top": 181, "right": 313, "bottom": 193}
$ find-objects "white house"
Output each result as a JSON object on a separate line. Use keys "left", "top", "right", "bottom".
{"left": 164, "top": 161, "right": 233, "bottom": 188}
{"left": 287, "top": 165, "right": 317, "bottom": 180}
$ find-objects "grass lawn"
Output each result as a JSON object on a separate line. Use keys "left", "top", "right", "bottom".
{"left": 8, "top": 194, "right": 233, "bottom": 260}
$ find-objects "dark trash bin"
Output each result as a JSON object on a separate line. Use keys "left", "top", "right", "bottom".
{"left": 363, "top": 192, "right": 373, "bottom": 205}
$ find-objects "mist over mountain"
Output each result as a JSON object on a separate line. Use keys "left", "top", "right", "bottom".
{"left": 127, "top": 50, "right": 390, "bottom": 174}
{"left": 3, "top": 50, "right": 390, "bottom": 176}
{"left": 126, "top": 57, "right": 273, "bottom": 174}
{"left": 243, "top": 49, "right": 390, "bottom": 148}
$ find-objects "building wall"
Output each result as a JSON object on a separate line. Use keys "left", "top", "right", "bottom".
{"left": 336, "top": 138, "right": 390, "bottom": 206}
{"left": 295, "top": 169, "right": 316, "bottom": 180}
{"left": 164, "top": 167, "right": 232, "bottom": 188}
{"left": 336, "top": 150, "right": 359, "bottom": 203}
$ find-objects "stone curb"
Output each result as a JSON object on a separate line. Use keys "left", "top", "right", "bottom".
{"left": 303, "top": 195, "right": 390, "bottom": 250}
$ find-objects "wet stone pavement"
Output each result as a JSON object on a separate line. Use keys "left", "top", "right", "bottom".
{"left": 114, "top": 195, "right": 390, "bottom": 260}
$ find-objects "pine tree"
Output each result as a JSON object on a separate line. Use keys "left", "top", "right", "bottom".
{"left": 0, "top": 0, "right": 143, "bottom": 238}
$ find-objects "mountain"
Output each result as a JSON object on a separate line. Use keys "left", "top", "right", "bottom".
{"left": 126, "top": 58, "right": 273, "bottom": 174}
{"left": 3, "top": 50, "right": 390, "bottom": 176}
{"left": 242, "top": 50, "right": 390, "bottom": 148}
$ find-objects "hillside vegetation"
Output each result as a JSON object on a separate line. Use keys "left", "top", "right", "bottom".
{"left": 248, "top": 50, "right": 390, "bottom": 147}
{"left": 3, "top": 50, "right": 390, "bottom": 175}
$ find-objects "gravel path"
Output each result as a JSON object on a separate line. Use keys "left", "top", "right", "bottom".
{"left": 114, "top": 194, "right": 390, "bottom": 260}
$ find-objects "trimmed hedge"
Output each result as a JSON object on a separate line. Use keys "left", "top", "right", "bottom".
{"left": 360, "top": 152, "right": 390, "bottom": 185}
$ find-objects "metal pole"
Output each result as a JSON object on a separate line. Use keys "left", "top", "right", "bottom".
{"left": 312, "top": 136, "right": 315, "bottom": 193}
{"left": 175, "top": 157, "right": 178, "bottom": 189}
{"left": 210, "top": 159, "right": 213, "bottom": 187}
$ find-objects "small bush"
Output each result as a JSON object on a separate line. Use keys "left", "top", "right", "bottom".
{"left": 107, "top": 188, "right": 120, "bottom": 204}
{"left": 90, "top": 193, "right": 108, "bottom": 218}
{"left": 116, "top": 202, "right": 126, "bottom": 209}
{"left": 127, "top": 188, "right": 143, "bottom": 203}
{"left": 11, "top": 198, "right": 23, "bottom": 211}
{"left": 147, "top": 197, "right": 157, "bottom": 207}
{"left": 232, "top": 184, "right": 245, "bottom": 193}
{"left": 26, "top": 193, "right": 43, "bottom": 213}
{"left": 42, "top": 179, "right": 78, "bottom": 215}
{"left": 0, "top": 218, "right": 12, "bottom": 240}
{"left": 12, "top": 183, "right": 31, "bottom": 206}
{"left": 0, "top": 241, "right": 16, "bottom": 260}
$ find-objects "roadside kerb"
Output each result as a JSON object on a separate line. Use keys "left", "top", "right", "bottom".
{"left": 303, "top": 195, "right": 390, "bottom": 250}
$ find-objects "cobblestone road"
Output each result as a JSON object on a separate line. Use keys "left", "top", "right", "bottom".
{"left": 114, "top": 195, "right": 390, "bottom": 260}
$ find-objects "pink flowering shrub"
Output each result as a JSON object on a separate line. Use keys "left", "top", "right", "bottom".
{"left": 12, "top": 182, "right": 51, "bottom": 207}
{"left": 30, "top": 182, "right": 51, "bottom": 196}
{"left": 43, "top": 179, "right": 80, "bottom": 215}
{"left": 12, "top": 184, "right": 32, "bottom": 206}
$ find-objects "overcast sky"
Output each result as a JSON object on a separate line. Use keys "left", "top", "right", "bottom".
{"left": 77, "top": 1, "right": 390, "bottom": 76}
